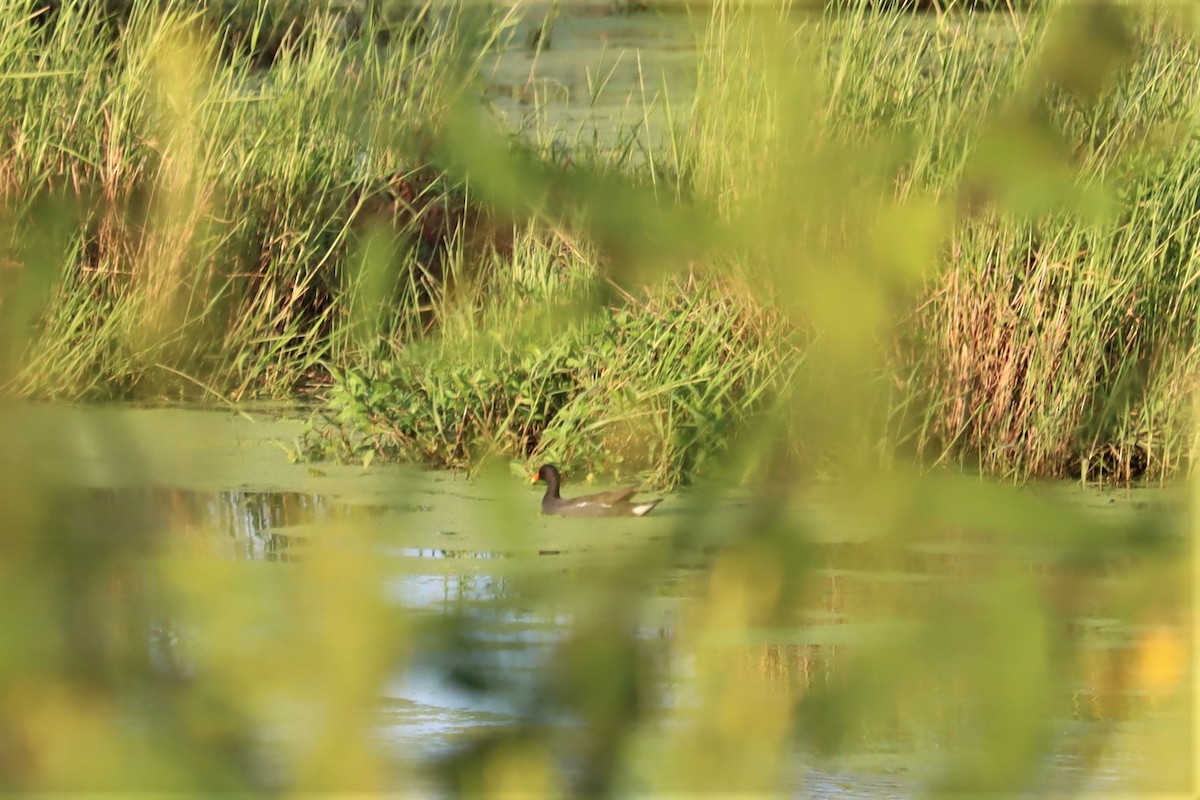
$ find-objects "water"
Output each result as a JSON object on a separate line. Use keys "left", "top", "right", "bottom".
{"left": 483, "top": 4, "right": 701, "bottom": 151}
{"left": 0, "top": 404, "right": 1189, "bottom": 795}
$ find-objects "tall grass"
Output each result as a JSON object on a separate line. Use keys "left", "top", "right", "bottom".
{"left": 3, "top": 0, "right": 1200, "bottom": 485}
{"left": 881, "top": 5, "right": 1200, "bottom": 480}
{"left": 1, "top": 0, "right": 507, "bottom": 399}
{"left": 676, "top": 1, "right": 1200, "bottom": 484}
{"left": 306, "top": 263, "right": 797, "bottom": 487}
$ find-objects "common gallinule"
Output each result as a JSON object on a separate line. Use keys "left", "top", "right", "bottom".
{"left": 532, "top": 464, "right": 662, "bottom": 517}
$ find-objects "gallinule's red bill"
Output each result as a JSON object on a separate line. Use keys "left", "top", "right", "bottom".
{"left": 532, "top": 464, "right": 662, "bottom": 517}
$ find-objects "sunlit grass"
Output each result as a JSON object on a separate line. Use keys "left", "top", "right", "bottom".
{"left": 1, "top": 0, "right": 508, "bottom": 399}
{"left": 5, "top": 1, "right": 1198, "bottom": 483}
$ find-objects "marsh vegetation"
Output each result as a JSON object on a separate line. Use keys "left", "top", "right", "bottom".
{"left": 4, "top": 0, "right": 1199, "bottom": 484}
{"left": 0, "top": 0, "right": 1192, "bottom": 795}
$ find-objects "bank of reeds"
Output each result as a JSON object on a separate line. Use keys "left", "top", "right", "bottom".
{"left": 305, "top": 265, "right": 798, "bottom": 487}
{"left": 675, "top": 1, "right": 1200, "bottom": 485}
{"left": 1, "top": 0, "right": 505, "bottom": 398}
{"left": 3, "top": 0, "right": 1199, "bottom": 485}
{"left": 874, "top": 4, "right": 1200, "bottom": 481}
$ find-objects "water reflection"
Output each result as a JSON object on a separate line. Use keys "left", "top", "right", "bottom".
{"left": 386, "top": 573, "right": 513, "bottom": 607}
{"left": 60, "top": 486, "right": 381, "bottom": 561}
{"left": 51, "top": 481, "right": 1191, "bottom": 795}
{"left": 62, "top": 484, "right": 1186, "bottom": 719}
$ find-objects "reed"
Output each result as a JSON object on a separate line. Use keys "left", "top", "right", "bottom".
{"left": 1, "top": 0, "right": 505, "bottom": 399}
{"left": 4, "top": 0, "right": 1199, "bottom": 485}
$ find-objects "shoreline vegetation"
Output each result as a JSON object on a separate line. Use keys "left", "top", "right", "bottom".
{"left": 2, "top": 0, "right": 1197, "bottom": 487}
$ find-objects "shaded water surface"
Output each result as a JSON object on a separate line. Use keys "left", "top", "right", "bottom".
{"left": 485, "top": 6, "right": 700, "bottom": 148}
{"left": 2, "top": 406, "right": 1190, "bottom": 796}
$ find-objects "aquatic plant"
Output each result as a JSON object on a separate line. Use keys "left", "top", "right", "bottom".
{"left": 304, "top": 271, "right": 797, "bottom": 486}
